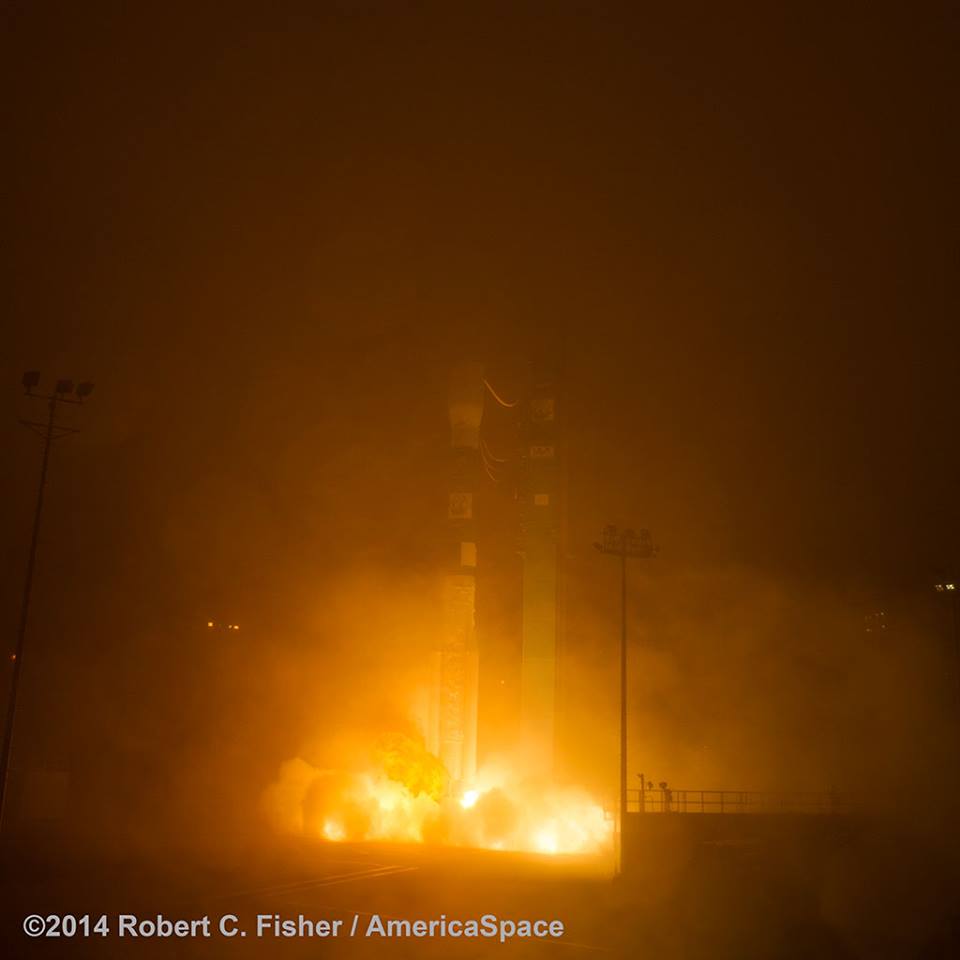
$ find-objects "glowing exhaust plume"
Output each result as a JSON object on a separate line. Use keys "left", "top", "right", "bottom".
{"left": 263, "top": 733, "right": 612, "bottom": 856}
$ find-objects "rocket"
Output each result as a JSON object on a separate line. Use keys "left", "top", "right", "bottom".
{"left": 425, "top": 360, "right": 561, "bottom": 786}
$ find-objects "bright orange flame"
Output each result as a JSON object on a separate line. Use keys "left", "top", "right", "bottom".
{"left": 534, "top": 826, "right": 559, "bottom": 855}
{"left": 322, "top": 819, "right": 346, "bottom": 841}
{"left": 263, "top": 735, "right": 612, "bottom": 856}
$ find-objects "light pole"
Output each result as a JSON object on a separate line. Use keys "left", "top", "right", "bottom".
{"left": 934, "top": 578, "right": 960, "bottom": 710}
{"left": 0, "top": 372, "right": 94, "bottom": 832}
{"left": 595, "top": 524, "right": 656, "bottom": 873}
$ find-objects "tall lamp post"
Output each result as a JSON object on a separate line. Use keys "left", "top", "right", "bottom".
{"left": 934, "top": 578, "right": 960, "bottom": 709}
{"left": 0, "top": 372, "right": 94, "bottom": 831}
{"left": 595, "top": 524, "right": 657, "bottom": 874}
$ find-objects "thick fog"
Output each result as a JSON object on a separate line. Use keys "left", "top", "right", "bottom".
{"left": 1, "top": 7, "right": 958, "bottom": 955}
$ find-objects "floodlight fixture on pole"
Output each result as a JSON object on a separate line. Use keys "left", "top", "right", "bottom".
{"left": 934, "top": 574, "right": 960, "bottom": 710}
{"left": 0, "top": 372, "right": 94, "bottom": 832}
{"left": 595, "top": 524, "right": 657, "bottom": 875}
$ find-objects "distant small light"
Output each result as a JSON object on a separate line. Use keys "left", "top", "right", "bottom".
{"left": 207, "top": 621, "right": 214, "bottom": 628}
{"left": 9, "top": 654, "right": 15, "bottom": 662}
{"left": 947, "top": 584, "right": 957, "bottom": 592}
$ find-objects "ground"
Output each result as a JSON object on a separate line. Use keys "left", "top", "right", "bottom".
{"left": 1, "top": 829, "right": 958, "bottom": 958}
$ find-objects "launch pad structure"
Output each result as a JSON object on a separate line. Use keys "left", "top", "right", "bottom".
{"left": 426, "top": 361, "right": 483, "bottom": 788}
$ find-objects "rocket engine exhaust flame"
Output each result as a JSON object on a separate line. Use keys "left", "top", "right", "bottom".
{"left": 263, "top": 732, "right": 612, "bottom": 856}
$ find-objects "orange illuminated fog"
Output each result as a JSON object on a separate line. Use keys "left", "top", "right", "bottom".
{"left": 264, "top": 731, "right": 612, "bottom": 856}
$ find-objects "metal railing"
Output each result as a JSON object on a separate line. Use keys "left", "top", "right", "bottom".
{"left": 626, "top": 787, "right": 849, "bottom": 815}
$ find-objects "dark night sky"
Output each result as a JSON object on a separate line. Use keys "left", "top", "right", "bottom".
{"left": 1, "top": 2, "right": 958, "bottom": 820}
